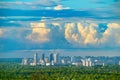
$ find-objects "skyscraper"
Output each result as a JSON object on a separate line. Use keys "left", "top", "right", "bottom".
{"left": 119, "top": 61, "right": 120, "bottom": 65}
{"left": 81, "top": 58, "right": 92, "bottom": 67}
{"left": 22, "top": 58, "right": 28, "bottom": 65}
{"left": 34, "top": 53, "right": 38, "bottom": 65}
{"left": 50, "top": 53, "right": 54, "bottom": 63}
{"left": 42, "top": 53, "right": 45, "bottom": 61}
{"left": 53, "top": 53, "right": 59, "bottom": 64}
{"left": 53, "top": 53, "right": 57, "bottom": 63}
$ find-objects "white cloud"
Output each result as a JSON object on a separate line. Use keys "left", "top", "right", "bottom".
{"left": 82, "top": 23, "right": 98, "bottom": 45}
{"left": 64, "top": 22, "right": 99, "bottom": 47}
{"left": 64, "top": 21, "right": 120, "bottom": 47}
{"left": 54, "top": 5, "right": 70, "bottom": 10}
{"left": 65, "top": 23, "right": 75, "bottom": 40}
{"left": 26, "top": 22, "right": 50, "bottom": 42}
{"left": 101, "top": 23, "right": 120, "bottom": 46}
{"left": 37, "top": 18, "right": 120, "bottom": 47}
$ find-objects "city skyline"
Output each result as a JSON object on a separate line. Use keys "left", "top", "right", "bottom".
{"left": 21, "top": 52, "right": 120, "bottom": 66}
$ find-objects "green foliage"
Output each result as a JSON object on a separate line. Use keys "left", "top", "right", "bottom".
{"left": 0, "top": 63, "right": 120, "bottom": 80}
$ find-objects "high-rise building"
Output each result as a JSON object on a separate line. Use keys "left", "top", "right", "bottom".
{"left": 61, "top": 59, "right": 65, "bottom": 64}
{"left": 50, "top": 53, "right": 54, "bottom": 63}
{"left": 71, "top": 56, "right": 73, "bottom": 63}
{"left": 22, "top": 58, "right": 28, "bottom": 65}
{"left": 81, "top": 59, "right": 86, "bottom": 66}
{"left": 34, "top": 53, "right": 38, "bottom": 65}
{"left": 85, "top": 59, "right": 89, "bottom": 67}
{"left": 53, "top": 53, "right": 57, "bottom": 63}
{"left": 87, "top": 58, "right": 92, "bottom": 67}
{"left": 53, "top": 53, "right": 59, "bottom": 64}
{"left": 119, "top": 61, "right": 120, "bottom": 65}
{"left": 57, "top": 53, "right": 60, "bottom": 64}
{"left": 39, "top": 58, "right": 45, "bottom": 65}
{"left": 45, "top": 57, "right": 49, "bottom": 63}
{"left": 81, "top": 58, "right": 92, "bottom": 67}
{"left": 42, "top": 53, "right": 45, "bottom": 61}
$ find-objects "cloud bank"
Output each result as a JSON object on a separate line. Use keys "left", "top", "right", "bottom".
{"left": 0, "top": 18, "right": 120, "bottom": 51}
{"left": 64, "top": 21, "right": 120, "bottom": 48}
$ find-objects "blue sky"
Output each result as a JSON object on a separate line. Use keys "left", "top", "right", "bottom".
{"left": 0, "top": 0, "right": 120, "bottom": 57}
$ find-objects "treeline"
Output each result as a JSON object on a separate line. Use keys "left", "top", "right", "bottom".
{"left": 0, "top": 63, "right": 120, "bottom": 80}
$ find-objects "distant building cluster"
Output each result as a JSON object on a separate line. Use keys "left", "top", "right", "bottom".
{"left": 22, "top": 53, "right": 120, "bottom": 66}
{"left": 22, "top": 53, "right": 60, "bottom": 66}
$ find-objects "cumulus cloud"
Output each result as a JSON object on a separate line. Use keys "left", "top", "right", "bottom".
{"left": 78, "top": 23, "right": 98, "bottom": 45}
{"left": 64, "top": 23, "right": 76, "bottom": 42}
{"left": 28, "top": 19, "right": 120, "bottom": 48}
{"left": 64, "top": 22, "right": 99, "bottom": 47}
{"left": 54, "top": 5, "right": 70, "bottom": 10}
{"left": 64, "top": 21, "right": 120, "bottom": 48}
{"left": 26, "top": 22, "right": 50, "bottom": 42}
{"left": 101, "top": 23, "right": 120, "bottom": 46}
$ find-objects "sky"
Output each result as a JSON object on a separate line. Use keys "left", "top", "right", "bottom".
{"left": 0, "top": 0, "right": 120, "bottom": 57}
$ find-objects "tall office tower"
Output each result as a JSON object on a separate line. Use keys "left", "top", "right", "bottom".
{"left": 34, "top": 53, "right": 38, "bottom": 65}
{"left": 42, "top": 53, "right": 45, "bottom": 61}
{"left": 56, "top": 53, "right": 60, "bottom": 64}
{"left": 85, "top": 59, "right": 89, "bottom": 67}
{"left": 85, "top": 58, "right": 92, "bottom": 67}
{"left": 22, "top": 58, "right": 28, "bottom": 65}
{"left": 53, "top": 53, "right": 57, "bottom": 63}
{"left": 50, "top": 53, "right": 54, "bottom": 63}
{"left": 81, "top": 59, "right": 86, "bottom": 66}
{"left": 61, "top": 59, "right": 65, "bottom": 64}
{"left": 88, "top": 58, "right": 92, "bottom": 67}
{"left": 71, "top": 56, "right": 73, "bottom": 63}
{"left": 119, "top": 61, "right": 120, "bottom": 65}
{"left": 45, "top": 57, "right": 49, "bottom": 63}
{"left": 81, "top": 58, "right": 92, "bottom": 67}
{"left": 53, "top": 53, "right": 59, "bottom": 64}
{"left": 57, "top": 53, "right": 60, "bottom": 64}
